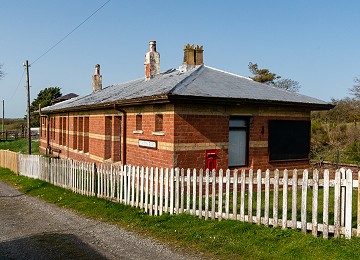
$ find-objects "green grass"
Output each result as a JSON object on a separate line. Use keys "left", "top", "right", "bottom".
{"left": 0, "top": 138, "right": 39, "bottom": 154}
{"left": 1, "top": 168, "right": 360, "bottom": 259}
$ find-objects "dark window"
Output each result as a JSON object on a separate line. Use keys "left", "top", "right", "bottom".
{"left": 84, "top": 117, "right": 89, "bottom": 153}
{"left": 59, "top": 117, "right": 63, "bottom": 145}
{"left": 228, "top": 117, "right": 249, "bottom": 167}
{"left": 73, "top": 117, "right": 77, "bottom": 150}
{"left": 136, "top": 114, "right": 142, "bottom": 131}
{"left": 62, "top": 117, "right": 67, "bottom": 146}
{"left": 105, "top": 116, "right": 112, "bottom": 159}
{"left": 77, "top": 117, "right": 83, "bottom": 151}
{"left": 268, "top": 120, "right": 310, "bottom": 161}
{"left": 113, "top": 116, "right": 122, "bottom": 162}
{"left": 155, "top": 114, "right": 163, "bottom": 132}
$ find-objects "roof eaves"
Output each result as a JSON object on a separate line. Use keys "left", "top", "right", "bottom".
{"left": 168, "top": 94, "right": 334, "bottom": 110}
{"left": 41, "top": 94, "right": 171, "bottom": 114}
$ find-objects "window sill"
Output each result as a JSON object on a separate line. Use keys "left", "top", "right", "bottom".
{"left": 132, "top": 130, "right": 143, "bottom": 134}
{"left": 152, "top": 131, "right": 165, "bottom": 136}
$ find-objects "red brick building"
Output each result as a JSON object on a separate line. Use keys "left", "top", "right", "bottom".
{"left": 39, "top": 41, "right": 332, "bottom": 170}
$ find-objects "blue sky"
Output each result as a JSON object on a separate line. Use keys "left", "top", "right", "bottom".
{"left": 1, "top": 0, "right": 359, "bottom": 118}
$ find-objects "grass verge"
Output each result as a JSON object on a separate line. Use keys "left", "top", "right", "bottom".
{"left": 1, "top": 168, "right": 360, "bottom": 260}
{"left": 0, "top": 138, "right": 39, "bottom": 154}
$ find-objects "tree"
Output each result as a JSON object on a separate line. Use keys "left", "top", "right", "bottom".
{"left": 248, "top": 62, "right": 301, "bottom": 92}
{"left": 272, "top": 78, "right": 301, "bottom": 93}
{"left": 349, "top": 77, "right": 360, "bottom": 100}
{"left": 248, "top": 62, "right": 280, "bottom": 84}
{"left": 29, "top": 87, "right": 62, "bottom": 127}
{"left": 0, "top": 64, "right": 5, "bottom": 80}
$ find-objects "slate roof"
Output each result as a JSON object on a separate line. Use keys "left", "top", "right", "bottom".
{"left": 42, "top": 65, "right": 332, "bottom": 113}
{"left": 51, "top": 93, "right": 78, "bottom": 104}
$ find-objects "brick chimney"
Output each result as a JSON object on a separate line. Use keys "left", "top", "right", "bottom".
{"left": 144, "top": 40, "right": 160, "bottom": 79}
{"left": 92, "top": 64, "right": 102, "bottom": 93}
{"left": 180, "top": 43, "right": 203, "bottom": 72}
{"left": 183, "top": 44, "right": 195, "bottom": 65}
{"left": 195, "top": 45, "right": 204, "bottom": 65}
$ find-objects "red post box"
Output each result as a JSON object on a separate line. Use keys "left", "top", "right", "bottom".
{"left": 205, "top": 150, "right": 217, "bottom": 170}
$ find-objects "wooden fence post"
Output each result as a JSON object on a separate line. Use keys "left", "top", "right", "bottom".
{"left": 149, "top": 167, "right": 154, "bottom": 216}
{"left": 282, "top": 169, "right": 288, "bottom": 229}
{"left": 256, "top": 169, "right": 262, "bottom": 225}
{"left": 211, "top": 169, "right": 216, "bottom": 220}
{"left": 154, "top": 167, "right": 159, "bottom": 215}
{"left": 264, "top": 169, "right": 270, "bottom": 226}
{"left": 199, "top": 169, "right": 203, "bottom": 219}
{"left": 240, "top": 169, "right": 245, "bottom": 222}
{"left": 334, "top": 169, "right": 341, "bottom": 238}
{"left": 159, "top": 168, "right": 164, "bottom": 215}
{"left": 323, "top": 169, "right": 330, "bottom": 239}
{"left": 233, "top": 169, "right": 238, "bottom": 220}
{"left": 175, "top": 167, "right": 180, "bottom": 215}
{"left": 180, "top": 168, "right": 185, "bottom": 213}
{"left": 301, "top": 170, "right": 309, "bottom": 234}
{"left": 218, "top": 169, "right": 223, "bottom": 221}
{"left": 205, "top": 169, "right": 210, "bottom": 220}
{"left": 292, "top": 169, "right": 298, "bottom": 229}
{"left": 273, "top": 169, "right": 279, "bottom": 227}
{"left": 341, "top": 168, "right": 346, "bottom": 228}
{"left": 170, "top": 168, "right": 174, "bottom": 215}
{"left": 192, "top": 169, "right": 197, "bottom": 216}
{"left": 345, "top": 169, "right": 353, "bottom": 239}
{"left": 312, "top": 169, "right": 319, "bottom": 237}
{"left": 225, "top": 169, "right": 230, "bottom": 219}
{"left": 248, "top": 169, "right": 254, "bottom": 224}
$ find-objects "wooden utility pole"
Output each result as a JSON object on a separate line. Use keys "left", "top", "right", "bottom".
{"left": 1, "top": 100, "right": 4, "bottom": 132}
{"left": 24, "top": 60, "right": 31, "bottom": 154}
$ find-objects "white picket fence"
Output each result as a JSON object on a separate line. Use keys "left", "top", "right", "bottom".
{"left": 19, "top": 154, "right": 96, "bottom": 196}
{"left": 13, "top": 153, "right": 360, "bottom": 239}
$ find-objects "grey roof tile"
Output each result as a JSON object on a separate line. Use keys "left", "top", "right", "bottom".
{"left": 42, "top": 65, "right": 331, "bottom": 112}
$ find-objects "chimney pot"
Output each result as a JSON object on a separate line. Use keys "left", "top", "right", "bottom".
{"left": 92, "top": 64, "right": 102, "bottom": 93}
{"left": 183, "top": 44, "right": 195, "bottom": 65}
{"left": 144, "top": 40, "right": 160, "bottom": 79}
{"left": 195, "top": 45, "right": 204, "bottom": 65}
{"left": 94, "top": 64, "right": 100, "bottom": 75}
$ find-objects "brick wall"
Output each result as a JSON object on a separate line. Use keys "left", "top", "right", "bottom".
{"left": 172, "top": 103, "right": 311, "bottom": 171}
{"left": 39, "top": 102, "right": 312, "bottom": 171}
{"left": 125, "top": 104, "right": 175, "bottom": 168}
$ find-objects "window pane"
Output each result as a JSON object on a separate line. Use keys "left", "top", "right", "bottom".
{"left": 229, "top": 129, "right": 247, "bottom": 166}
{"left": 269, "top": 120, "right": 310, "bottom": 161}
{"left": 229, "top": 119, "right": 247, "bottom": 128}
{"left": 155, "top": 114, "right": 163, "bottom": 132}
{"left": 136, "top": 115, "right": 142, "bottom": 130}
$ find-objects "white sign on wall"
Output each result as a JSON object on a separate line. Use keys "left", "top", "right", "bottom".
{"left": 139, "top": 139, "right": 157, "bottom": 149}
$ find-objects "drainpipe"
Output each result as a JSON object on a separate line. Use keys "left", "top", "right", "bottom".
{"left": 46, "top": 116, "right": 50, "bottom": 155}
{"left": 39, "top": 105, "right": 50, "bottom": 155}
{"left": 113, "top": 105, "right": 126, "bottom": 165}
{"left": 67, "top": 112, "right": 70, "bottom": 159}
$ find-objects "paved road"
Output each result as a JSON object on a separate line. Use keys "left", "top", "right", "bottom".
{"left": 0, "top": 181, "right": 201, "bottom": 260}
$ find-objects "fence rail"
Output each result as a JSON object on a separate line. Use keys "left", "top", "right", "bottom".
{"left": 1, "top": 150, "right": 359, "bottom": 239}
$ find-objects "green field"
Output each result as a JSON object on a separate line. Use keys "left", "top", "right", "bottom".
{"left": 0, "top": 138, "right": 39, "bottom": 154}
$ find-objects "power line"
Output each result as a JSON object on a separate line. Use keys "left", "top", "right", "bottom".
{"left": 30, "top": 0, "right": 111, "bottom": 66}
{"left": 9, "top": 68, "right": 26, "bottom": 101}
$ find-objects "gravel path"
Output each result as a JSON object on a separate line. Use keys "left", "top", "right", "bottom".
{"left": 0, "top": 181, "right": 202, "bottom": 260}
